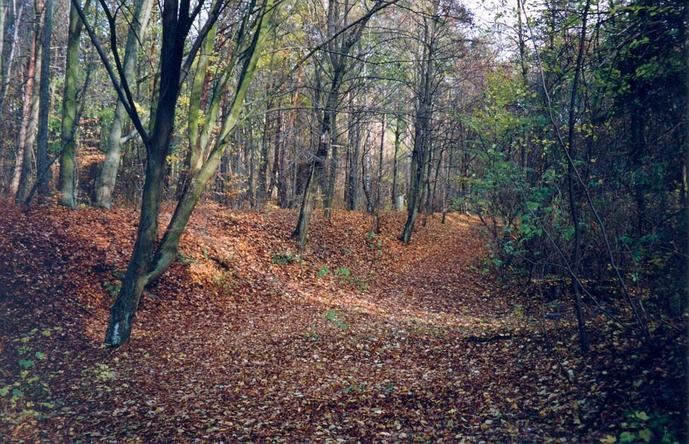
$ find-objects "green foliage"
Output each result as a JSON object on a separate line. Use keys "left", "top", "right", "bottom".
{"left": 342, "top": 383, "right": 367, "bottom": 394}
{"left": 317, "top": 266, "right": 330, "bottom": 277}
{"left": 607, "top": 410, "right": 679, "bottom": 444}
{"left": 103, "top": 280, "right": 122, "bottom": 298}
{"left": 325, "top": 309, "right": 349, "bottom": 330}
{"left": 89, "top": 363, "right": 117, "bottom": 382}
{"left": 18, "top": 359, "right": 34, "bottom": 370}
{"left": 332, "top": 267, "right": 368, "bottom": 291}
{"left": 177, "top": 251, "right": 194, "bottom": 265}
{"left": 334, "top": 267, "right": 351, "bottom": 277}
{"left": 366, "top": 231, "right": 383, "bottom": 251}
{"left": 272, "top": 250, "right": 300, "bottom": 265}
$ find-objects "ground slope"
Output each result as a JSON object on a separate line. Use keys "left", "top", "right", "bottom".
{"left": 0, "top": 202, "right": 684, "bottom": 442}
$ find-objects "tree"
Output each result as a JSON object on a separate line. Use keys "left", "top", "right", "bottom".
{"left": 400, "top": 1, "right": 440, "bottom": 243}
{"left": 35, "top": 0, "right": 52, "bottom": 197}
{"left": 293, "top": 0, "right": 392, "bottom": 249}
{"left": 93, "top": 0, "right": 153, "bottom": 209}
{"left": 75, "top": 0, "right": 275, "bottom": 346}
{"left": 11, "top": 0, "right": 42, "bottom": 202}
{"left": 58, "top": 0, "right": 89, "bottom": 207}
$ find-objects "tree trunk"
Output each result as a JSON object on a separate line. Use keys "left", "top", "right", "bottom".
{"left": 566, "top": 0, "right": 591, "bottom": 355}
{"left": 104, "top": 0, "right": 188, "bottom": 346}
{"left": 0, "top": 0, "right": 23, "bottom": 113}
{"left": 401, "top": 15, "right": 435, "bottom": 243}
{"left": 0, "top": 1, "right": 6, "bottom": 108}
{"left": 35, "top": 0, "right": 53, "bottom": 197}
{"left": 391, "top": 114, "right": 401, "bottom": 208}
{"left": 373, "top": 115, "right": 385, "bottom": 233}
{"left": 94, "top": 0, "right": 153, "bottom": 209}
{"left": 346, "top": 110, "right": 360, "bottom": 210}
{"left": 323, "top": 106, "right": 338, "bottom": 218}
{"left": 59, "top": 1, "right": 86, "bottom": 207}
{"left": 258, "top": 90, "right": 273, "bottom": 203}
{"left": 247, "top": 125, "right": 256, "bottom": 207}
{"left": 13, "top": 2, "right": 42, "bottom": 201}
{"left": 293, "top": 106, "right": 332, "bottom": 247}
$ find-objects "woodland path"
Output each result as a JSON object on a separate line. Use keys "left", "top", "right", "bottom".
{"left": 0, "top": 205, "right": 677, "bottom": 442}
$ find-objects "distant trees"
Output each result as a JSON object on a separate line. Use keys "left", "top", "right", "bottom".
{"left": 0, "top": 0, "right": 683, "bottom": 349}
{"left": 461, "top": 0, "right": 686, "bottom": 351}
{"left": 292, "top": 0, "right": 393, "bottom": 248}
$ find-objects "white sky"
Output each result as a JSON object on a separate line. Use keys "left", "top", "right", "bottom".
{"left": 462, "top": 0, "right": 533, "bottom": 57}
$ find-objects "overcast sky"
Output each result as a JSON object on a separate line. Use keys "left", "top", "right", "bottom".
{"left": 462, "top": 0, "right": 530, "bottom": 57}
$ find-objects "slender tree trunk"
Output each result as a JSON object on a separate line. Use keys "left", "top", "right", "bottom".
{"left": 13, "top": 2, "right": 41, "bottom": 201}
{"left": 0, "top": 0, "right": 22, "bottom": 113}
{"left": 294, "top": 117, "right": 330, "bottom": 247}
{"left": 268, "top": 107, "right": 282, "bottom": 197}
{"left": 401, "top": 18, "right": 434, "bottom": 243}
{"left": 258, "top": 90, "right": 273, "bottom": 203}
{"left": 94, "top": 0, "right": 153, "bottom": 208}
{"left": 346, "top": 110, "right": 360, "bottom": 210}
{"left": 391, "top": 114, "right": 401, "bottom": 208}
{"left": 35, "top": 0, "right": 52, "bottom": 197}
{"left": 294, "top": 83, "right": 338, "bottom": 248}
{"left": 566, "top": 0, "right": 591, "bottom": 355}
{"left": 58, "top": 1, "right": 86, "bottom": 207}
{"left": 0, "top": 1, "right": 7, "bottom": 102}
{"left": 247, "top": 126, "right": 256, "bottom": 207}
{"left": 373, "top": 114, "right": 385, "bottom": 233}
{"left": 16, "top": 68, "right": 41, "bottom": 203}
{"left": 323, "top": 106, "right": 338, "bottom": 218}
{"left": 277, "top": 131, "right": 288, "bottom": 207}
{"left": 441, "top": 146, "right": 452, "bottom": 223}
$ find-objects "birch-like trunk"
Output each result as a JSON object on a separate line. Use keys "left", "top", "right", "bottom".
{"left": 94, "top": 0, "right": 153, "bottom": 209}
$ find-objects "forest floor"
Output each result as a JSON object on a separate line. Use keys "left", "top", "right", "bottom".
{"left": 0, "top": 201, "right": 685, "bottom": 443}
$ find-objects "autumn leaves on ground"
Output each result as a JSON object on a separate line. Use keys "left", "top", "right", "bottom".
{"left": 0, "top": 202, "right": 684, "bottom": 442}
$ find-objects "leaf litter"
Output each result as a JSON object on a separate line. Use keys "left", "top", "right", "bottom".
{"left": 0, "top": 201, "right": 684, "bottom": 442}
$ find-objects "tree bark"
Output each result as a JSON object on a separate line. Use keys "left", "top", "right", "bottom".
{"left": 401, "top": 12, "right": 436, "bottom": 243}
{"left": 35, "top": 0, "right": 53, "bottom": 197}
{"left": 12, "top": 1, "right": 41, "bottom": 201}
{"left": 391, "top": 114, "right": 401, "bottom": 208}
{"left": 566, "top": 0, "right": 591, "bottom": 355}
{"left": 346, "top": 108, "right": 361, "bottom": 210}
{"left": 58, "top": 1, "right": 86, "bottom": 207}
{"left": 104, "top": 0, "right": 191, "bottom": 346}
{"left": 94, "top": 0, "right": 153, "bottom": 209}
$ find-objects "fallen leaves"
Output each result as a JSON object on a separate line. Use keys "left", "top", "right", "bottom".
{"left": 0, "top": 202, "right": 685, "bottom": 442}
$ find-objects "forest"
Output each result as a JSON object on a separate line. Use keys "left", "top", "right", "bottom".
{"left": 0, "top": 0, "right": 686, "bottom": 441}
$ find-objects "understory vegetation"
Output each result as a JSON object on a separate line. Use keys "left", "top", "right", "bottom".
{"left": 0, "top": 0, "right": 686, "bottom": 441}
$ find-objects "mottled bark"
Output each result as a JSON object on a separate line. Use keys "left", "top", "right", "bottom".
{"left": 35, "top": 0, "right": 52, "bottom": 197}
{"left": 94, "top": 0, "right": 153, "bottom": 209}
{"left": 12, "top": 2, "right": 41, "bottom": 201}
{"left": 58, "top": 2, "right": 85, "bottom": 207}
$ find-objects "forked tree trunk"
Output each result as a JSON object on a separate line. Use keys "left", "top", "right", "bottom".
{"left": 104, "top": 0, "right": 273, "bottom": 346}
